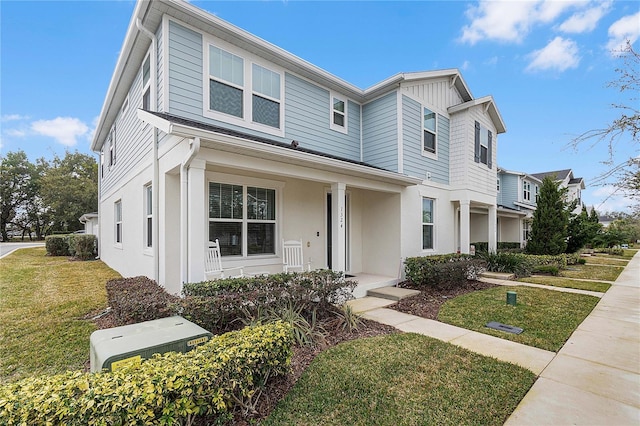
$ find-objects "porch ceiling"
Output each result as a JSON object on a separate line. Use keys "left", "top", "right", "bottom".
{"left": 139, "top": 110, "right": 423, "bottom": 188}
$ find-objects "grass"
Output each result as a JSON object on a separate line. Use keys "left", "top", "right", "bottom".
{"left": 438, "top": 286, "right": 599, "bottom": 352}
{"left": 583, "top": 256, "right": 629, "bottom": 266}
{"left": 264, "top": 333, "right": 536, "bottom": 426}
{"left": 0, "top": 247, "right": 120, "bottom": 383}
{"left": 516, "top": 276, "right": 611, "bottom": 293}
{"left": 559, "top": 263, "right": 623, "bottom": 281}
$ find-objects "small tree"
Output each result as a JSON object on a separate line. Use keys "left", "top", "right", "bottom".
{"left": 526, "top": 177, "right": 571, "bottom": 255}
{"left": 567, "top": 206, "right": 602, "bottom": 253}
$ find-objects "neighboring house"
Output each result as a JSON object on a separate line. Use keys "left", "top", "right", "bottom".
{"left": 531, "top": 169, "right": 585, "bottom": 214}
{"left": 496, "top": 168, "right": 542, "bottom": 247}
{"left": 79, "top": 212, "right": 99, "bottom": 236}
{"left": 91, "top": 0, "right": 506, "bottom": 296}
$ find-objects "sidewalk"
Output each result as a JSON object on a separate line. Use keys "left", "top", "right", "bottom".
{"left": 505, "top": 251, "right": 640, "bottom": 425}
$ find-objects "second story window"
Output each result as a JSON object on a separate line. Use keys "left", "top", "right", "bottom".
{"left": 423, "top": 107, "right": 437, "bottom": 154}
{"left": 108, "top": 126, "right": 116, "bottom": 167}
{"left": 535, "top": 185, "right": 539, "bottom": 202}
{"left": 142, "top": 55, "right": 151, "bottom": 110}
{"left": 209, "top": 46, "right": 244, "bottom": 118}
{"left": 474, "top": 121, "right": 493, "bottom": 168}
{"left": 252, "top": 64, "right": 280, "bottom": 128}
{"left": 497, "top": 178, "right": 500, "bottom": 192}
{"left": 330, "top": 92, "right": 347, "bottom": 133}
{"left": 523, "top": 181, "right": 531, "bottom": 201}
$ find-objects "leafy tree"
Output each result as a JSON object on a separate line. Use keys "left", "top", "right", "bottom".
{"left": 566, "top": 206, "right": 602, "bottom": 253}
{"left": 40, "top": 151, "right": 98, "bottom": 233}
{"left": 570, "top": 41, "right": 639, "bottom": 210}
{"left": 0, "top": 151, "right": 37, "bottom": 241}
{"left": 526, "top": 177, "right": 571, "bottom": 255}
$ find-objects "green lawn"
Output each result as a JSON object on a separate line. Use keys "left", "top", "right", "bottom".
{"left": 438, "top": 286, "right": 599, "bottom": 352}
{"left": 583, "top": 256, "right": 629, "bottom": 266}
{"left": 516, "top": 276, "right": 611, "bottom": 293}
{"left": 265, "top": 333, "right": 536, "bottom": 426}
{"left": 0, "top": 247, "right": 120, "bottom": 383}
{"left": 559, "top": 263, "right": 623, "bottom": 281}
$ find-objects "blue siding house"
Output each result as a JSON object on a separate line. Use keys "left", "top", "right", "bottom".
{"left": 91, "top": 0, "right": 507, "bottom": 296}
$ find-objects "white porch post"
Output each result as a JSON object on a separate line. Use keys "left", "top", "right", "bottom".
{"left": 488, "top": 204, "right": 497, "bottom": 253}
{"left": 331, "top": 182, "right": 346, "bottom": 272}
{"left": 460, "top": 200, "right": 471, "bottom": 254}
{"left": 187, "top": 159, "right": 206, "bottom": 284}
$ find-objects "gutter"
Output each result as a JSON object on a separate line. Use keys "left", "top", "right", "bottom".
{"left": 180, "top": 137, "right": 201, "bottom": 288}
{"left": 136, "top": 19, "right": 160, "bottom": 285}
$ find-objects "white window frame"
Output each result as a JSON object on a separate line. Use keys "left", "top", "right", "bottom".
{"left": 142, "top": 54, "right": 151, "bottom": 110}
{"left": 329, "top": 91, "right": 348, "bottom": 134}
{"left": 497, "top": 178, "right": 501, "bottom": 192}
{"left": 251, "top": 63, "right": 282, "bottom": 129}
{"left": 203, "top": 37, "right": 284, "bottom": 137}
{"left": 114, "top": 200, "right": 122, "bottom": 246}
{"left": 535, "top": 185, "right": 539, "bottom": 203}
{"left": 207, "top": 173, "right": 284, "bottom": 259}
{"left": 144, "top": 184, "right": 152, "bottom": 249}
{"left": 422, "top": 106, "right": 437, "bottom": 159}
{"left": 479, "top": 126, "right": 489, "bottom": 165}
{"left": 108, "top": 126, "right": 116, "bottom": 168}
{"left": 523, "top": 181, "right": 531, "bottom": 202}
{"left": 422, "top": 197, "right": 435, "bottom": 251}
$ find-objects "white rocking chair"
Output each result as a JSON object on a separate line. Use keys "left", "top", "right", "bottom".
{"left": 205, "top": 239, "right": 244, "bottom": 279}
{"left": 282, "top": 239, "right": 311, "bottom": 273}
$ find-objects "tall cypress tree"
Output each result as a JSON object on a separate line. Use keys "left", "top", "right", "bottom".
{"left": 526, "top": 176, "right": 571, "bottom": 255}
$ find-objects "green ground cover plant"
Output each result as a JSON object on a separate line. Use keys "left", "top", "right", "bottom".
{"left": 559, "top": 264, "right": 623, "bottom": 281}
{"left": 264, "top": 333, "right": 536, "bottom": 426}
{"left": 0, "top": 247, "right": 120, "bottom": 383}
{"left": 516, "top": 276, "right": 611, "bottom": 293}
{"left": 438, "top": 286, "right": 599, "bottom": 352}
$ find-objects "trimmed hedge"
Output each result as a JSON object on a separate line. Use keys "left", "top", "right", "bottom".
{"left": 479, "top": 252, "right": 581, "bottom": 277}
{"left": 106, "top": 276, "right": 180, "bottom": 325}
{"left": 45, "top": 234, "right": 97, "bottom": 260}
{"left": 0, "top": 322, "right": 293, "bottom": 425}
{"left": 472, "top": 242, "right": 522, "bottom": 253}
{"left": 404, "top": 254, "right": 486, "bottom": 290}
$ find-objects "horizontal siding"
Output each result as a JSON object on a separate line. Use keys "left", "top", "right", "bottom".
{"left": 362, "top": 92, "right": 397, "bottom": 172}
{"left": 168, "top": 20, "right": 203, "bottom": 120}
{"left": 402, "top": 95, "right": 449, "bottom": 184}
{"left": 156, "top": 23, "right": 164, "bottom": 112}
{"left": 466, "top": 105, "right": 497, "bottom": 195}
{"left": 284, "top": 73, "right": 360, "bottom": 161}
{"left": 500, "top": 173, "right": 519, "bottom": 208}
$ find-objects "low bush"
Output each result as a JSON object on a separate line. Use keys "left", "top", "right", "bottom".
{"left": 0, "top": 322, "right": 293, "bottom": 425}
{"left": 404, "top": 254, "right": 486, "bottom": 290}
{"left": 106, "top": 276, "right": 180, "bottom": 325}
{"left": 563, "top": 253, "right": 582, "bottom": 265}
{"left": 472, "top": 242, "right": 523, "bottom": 253}
{"left": 594, "top": 247, "right": 625, "bottom": 256}
{"left": 532, "top": 265, "right": 560, "bottom": 276}
{"left": 479, "top": 252, "right": 534, "bottom": 277}
{"left": 45, "top": 235, "right": 69, "bottom": 256}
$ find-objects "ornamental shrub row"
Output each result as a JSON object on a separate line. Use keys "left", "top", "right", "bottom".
{"left": 479, "top": 252, "right": 582, "bottom": 277}
{"left": 105, "top": 276, "right": 180, "bottom": 325}
{"left": 45, "top": 234, "right": 97, "bottom": 260}
{"left": 404, "top": 254, "right": 486, "bottom": 290}
{"left": 0, "top": 322, "right": 293, "bottom": 426}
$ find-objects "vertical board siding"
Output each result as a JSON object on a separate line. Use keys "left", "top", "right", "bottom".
{"left": 402, "top": 79, "right": 463, "bottom": 112}
{"left": 362, "top": 92, "right": 398, "bottom": 172}
{"left": 401, "top": 95, "right": 449, "bottom": 184}
{"left": 100, "top": 56, "right": 153, "bottom": 197}
{"left": 284, "top": 73, "right": 361, "bottom": 161}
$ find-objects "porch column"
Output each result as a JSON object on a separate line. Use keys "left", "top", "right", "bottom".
{"left": 460, "top": 200, "right": 471, "bottom": 254}
{"left": 488, "top": 204, "right": 497, "bottom": 253}
{"left": 187, "top": 159, "right": 207, "bottom": 284}
{"left": 331, "top": 182, "right": 346, "bottom": 272}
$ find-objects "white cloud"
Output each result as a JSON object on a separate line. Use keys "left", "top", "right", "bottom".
{"left": 5, "top": 129, "right": 26, "bottom": 138}
{"left": 461, "top": 60, "right": 470, "bottom": 71}
{"left": 558, "top": 1, "right": 612, "bottom": 33}
{"left": 459, "top": 0, "right": 583, "bottom": 45}
{"left": 589, "top": 186, "right": 634, "bottom": 213}
{"left": 31, "top": 117, "right": 89, "bottom": 147}
{"left": 526, "top": 36, "right": 580, "bottom": 72}
{"left": 484, "top": 56, "right": 499, "bottom": 66}
{"left": 606, "top": 11, "right": 640, "bottom": 55}
{"left": 1, "top": 114, "right": 29, "bottom": 122}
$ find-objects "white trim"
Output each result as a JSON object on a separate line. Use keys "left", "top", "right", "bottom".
{"left": 420, "top": 196, "right": 436, "bottom": 252}
{"left": 421, "top": 105, "right": 438, "bottom": 160}
{"left": 329, "top": 91, "right": 348, "bottom": 134}
{"left": 143, "top": 183, "right": 153, "bottom": 251}
{"left": 396, "top": 90, "right": 403, "bottom": 174}
{"left": 114, "top": 199, "right": 123, "bottom": 247}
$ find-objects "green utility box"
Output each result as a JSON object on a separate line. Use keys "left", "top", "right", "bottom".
{"left": 90, "top": 316, "right": 212, "bottom": 373}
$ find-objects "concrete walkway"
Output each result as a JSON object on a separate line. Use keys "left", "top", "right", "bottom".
{"left": 505, "top": 251, "right": 640, "bottom": 425}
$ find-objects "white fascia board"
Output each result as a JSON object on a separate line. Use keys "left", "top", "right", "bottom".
{"left": 137, "top": 109, "right": 172, "bottom": 134}
{"left": 448, "top": 95, "right": 507, "bottom": 134}
{"left": 497, "top": 207, "right": 528, "bottom": 217}
{"left": 513, "top": 201, "right": 537, "bottom": 210}
{"left": 156, "top": 120, "right": 422, "bottom": 187}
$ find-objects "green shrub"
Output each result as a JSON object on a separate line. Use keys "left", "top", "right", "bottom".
{"left": 404, "top": 254, "right": 486, "bottom": 290}
{"left": 578, "top": 258, "right": 586, "bottom": 264}
{"left": 45, "top": 235, "right": 70, "bottom": 256}
{"left": 532, "top": 265, "right": 560, "bottom": 276}
{"left": 72, "top": 234, "right": 97, "bottom": 260}
{"left": 472, "top": 242, "right": 523, "bottom": 253}
{"left": 106, "top": 276, "right": 180, "bottom": 325}
{"left": 0, "top": 322, "right": 293, "bottom": 425}
{"left": 563, "top": 253, "right": 582, "bottom": 265}
{"left": 479, "top": 252, "right": 534, "bottom": 277}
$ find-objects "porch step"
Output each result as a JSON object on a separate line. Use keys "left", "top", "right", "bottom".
{"left": 480, "top": 271, "right": 516, "bottom": 280}
{"left": 366, "top": 286, "right": 421, "bottom": 301}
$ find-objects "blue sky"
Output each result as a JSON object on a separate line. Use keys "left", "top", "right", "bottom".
{"left": 1, "top": 0, "right": 639, "bottom": 213}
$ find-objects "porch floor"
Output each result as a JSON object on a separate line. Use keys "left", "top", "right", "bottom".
{"left": 347, "top": 273, "right": 400, "bottom": 299}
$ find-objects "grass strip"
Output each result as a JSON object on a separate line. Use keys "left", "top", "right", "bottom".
{"left": 516, "top": 276, "right": 611, "bottom": 293}
{"left": 438, "top": 286, "right": 599, "bottom": 352}
{"left": 265, "top": 333, "right": 536, "bottom": 426}
{"left": 582, "top": 256, "right": 629, "bottom": 266}
{"left": 0, "top": 247, "right": 120, "bottom": 383}
{"left": 559, "top": 264, "right": 623, "bottom": 281}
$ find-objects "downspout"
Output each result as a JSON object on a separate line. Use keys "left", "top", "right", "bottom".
{"left": 180, "top": 137, "right": 200, "bottom": 288}
{"left": 136, "top": 19, "right": 160, "bottom": 284}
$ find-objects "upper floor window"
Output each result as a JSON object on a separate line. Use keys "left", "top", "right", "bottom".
{"left": 108, "top": 126, "right": 116, "bottom": 167}
{"left": 330, "top": 93, "right": 348, "bottom": 133}
{"left": 497, "top": 178, "right": 500, "bottom": 192}
{"left": 523, "top": 181, "right": 531, "bottom": 201}
{"left": 142, "top": 55, "right": 151, "bottom": 110}
{"left": 535, "top": 185, "right": 539, "bottom": 203}
{"left": 422, "top": 198, "right": 435, "bottom": 250}
{"left": 209, "top": 46, "right": 244, "bottom": 118}
{"left": 209, "top": 182, "right": 276, "bottom": 257}
{"left": 423, "top": 107, "right": 437, "bottom": 154}
{"left": 474, "top": 121, "right": 492, "bottom": 168}
{"left": 206, "top": 43, "right": 283, "bottom": 133}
